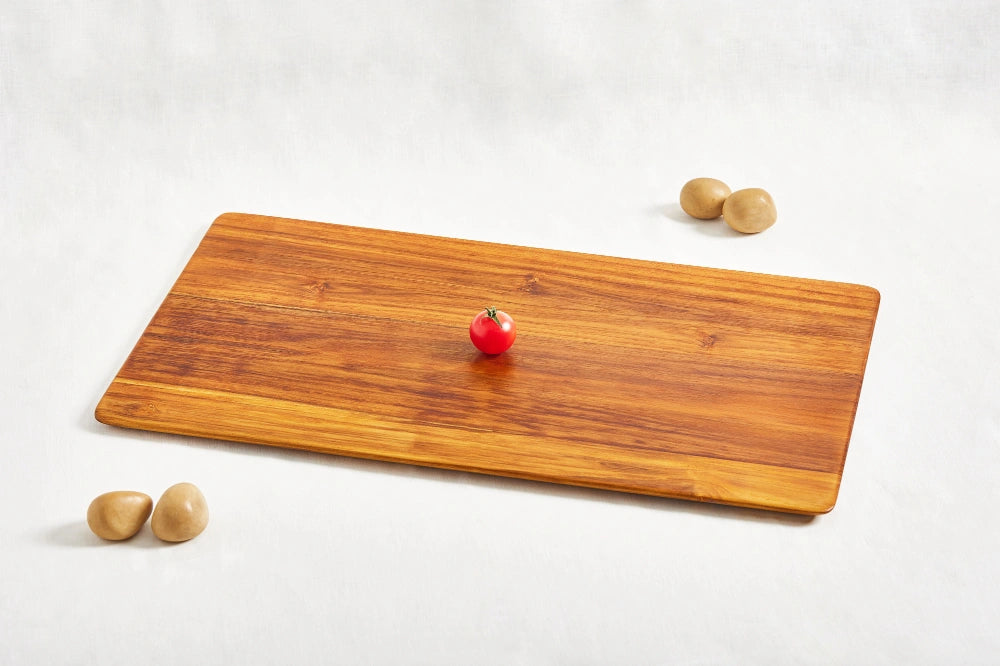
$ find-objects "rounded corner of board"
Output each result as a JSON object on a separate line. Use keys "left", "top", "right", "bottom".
{"left": 210, "top": 212, "right": 246, "bottom": 227}
{"left": 93, "top": 400, "right": 114, "bottom": 426}
{"left": 93, "top": 385, "right": 126, "bottom": 427}
{"left": 861, "top": 284, "right": 881, "bottom": 310}
{"left": 798, "top": 491, "right": 840, "bottom": 516}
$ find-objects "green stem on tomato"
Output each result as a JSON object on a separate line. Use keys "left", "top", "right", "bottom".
{"left": 484, "top": 306, "right": 502, "bottom": 326}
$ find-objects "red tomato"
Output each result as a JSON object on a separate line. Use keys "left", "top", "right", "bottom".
{"left": 469, "top": 306, "right": 516, "bottom": 355}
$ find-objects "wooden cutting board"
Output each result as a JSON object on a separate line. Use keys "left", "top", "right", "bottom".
{"left": 96, "top": 212, "right": 879, "bottom": 514}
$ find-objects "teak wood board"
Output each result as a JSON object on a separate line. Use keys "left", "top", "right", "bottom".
{"left": 96, "top": 213, "right": 879, "bottom": 514}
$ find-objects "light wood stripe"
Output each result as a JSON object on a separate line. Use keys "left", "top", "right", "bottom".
{"left": 97, "top": 378, "right": 844, "bottom": 514}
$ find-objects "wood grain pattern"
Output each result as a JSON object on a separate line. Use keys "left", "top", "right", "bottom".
{"left": 95, "top": 212, "right": 879, "bottom": 514}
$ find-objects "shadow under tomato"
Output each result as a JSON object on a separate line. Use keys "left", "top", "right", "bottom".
{"left": 468, "top": 349, "right": 517, "bottom": 373}
{"left": 463, "top": 348, "right": 521, "bottom": 398}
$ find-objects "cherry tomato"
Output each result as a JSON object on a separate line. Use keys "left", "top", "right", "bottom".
{"left": 469, "top": 306, "right": 516, "bottom": 355}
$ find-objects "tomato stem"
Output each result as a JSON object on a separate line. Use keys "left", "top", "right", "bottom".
{"left": 484, "top": 306, "right": 502, "bottom": 327}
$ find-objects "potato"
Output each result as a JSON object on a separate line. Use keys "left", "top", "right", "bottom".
{"left": 151, "top": 483, "right": 209, "bottom": 542}
{"left": 722, "top": 188, "right": 777, "bottom": 234}
{"left": 87, "top": 491, "right": 153, "bottom": 541}
{"left": 680, "top": 178, "right": 732, "bottom": 219}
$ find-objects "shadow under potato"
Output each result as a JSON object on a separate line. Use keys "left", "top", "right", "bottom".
{"left": 654, "top": 202, "right": 747, "bottom": 238}
{"left": 41, "top": 519, "right": 177, "bottom": 549}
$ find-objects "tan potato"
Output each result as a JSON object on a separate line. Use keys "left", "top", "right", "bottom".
{"left": 679, "top": 178, "right": 732, "bottom": 219}
{"left": 151, "top": 483, "right": 209, "bottom": 542}
{"left": 87, "top": 491, "right": 153, "bottom": 541}
{"left": 722, "top": 188, "right": 777, "bottom": 233}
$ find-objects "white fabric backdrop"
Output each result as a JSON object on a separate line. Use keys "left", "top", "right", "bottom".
{"left": 2, "top": 2, "right": 998, "bottom": 663}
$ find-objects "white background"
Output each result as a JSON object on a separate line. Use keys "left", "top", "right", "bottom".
{"left": 2, "top": 2, "right": 998, "bottom": 664}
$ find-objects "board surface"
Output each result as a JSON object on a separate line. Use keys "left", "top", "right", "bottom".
{"left": 96, "top": 213, "right": 879, "bottom": 514}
